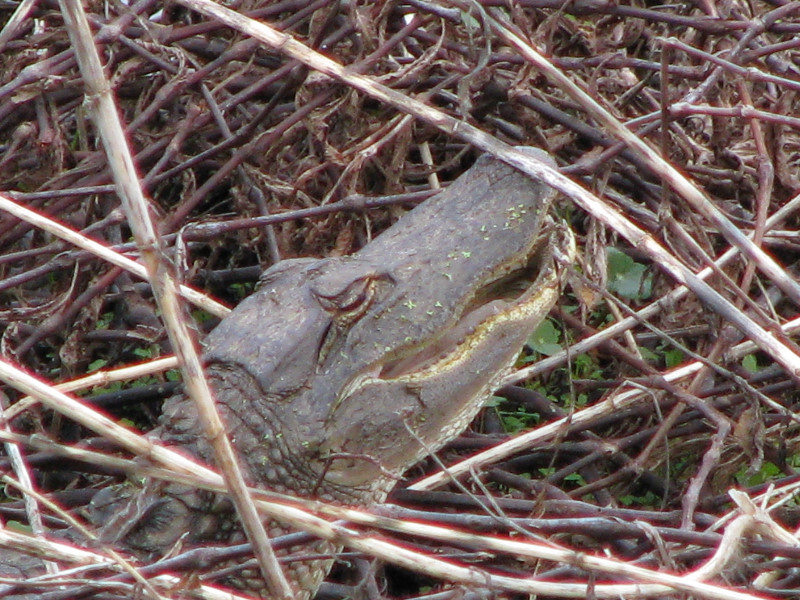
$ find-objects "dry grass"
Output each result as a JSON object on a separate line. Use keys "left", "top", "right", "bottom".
{"left": 1, "top": 1, "right": 800, "bottom": 599}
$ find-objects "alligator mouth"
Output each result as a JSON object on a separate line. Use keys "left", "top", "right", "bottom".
{"left": 378, "top": 234, "right": 552, "bottom": 380}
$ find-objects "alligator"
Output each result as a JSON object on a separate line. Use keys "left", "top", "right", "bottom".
{"left": 3, "top": 147, "right": 573, "bottom": 598}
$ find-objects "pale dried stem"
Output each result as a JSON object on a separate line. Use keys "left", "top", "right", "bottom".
{"left": 0, "top": 524, "right": 250, "bottom": 599}
{"left": 671, "top": 102, "right": 800, "bottom": 128}
{"left": 0, "top": 193, "right": 229, "bottom": 319}
{"left": 56, "top": 1, "right": 291, "bottom": 597}
{"left": 0, "top": 359, "right": 217, "bottom": 484}
{"left": 0, "top": 438, "right": 775, "bottom": 600}
{"left": 0, "top": 0, "right": 37, "bottom": 52}
{"left": 663, "top": 35, "right": 800, "bottom": 93}
{"left": 3, "top": 355, "right": 179, "bottom": 421}
{"left": 0, "top": 404, "right": 54, "bottom": 576}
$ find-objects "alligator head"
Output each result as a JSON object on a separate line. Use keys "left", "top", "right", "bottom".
{"left": 181, "top": 147, "right": 574, "bottom": 499}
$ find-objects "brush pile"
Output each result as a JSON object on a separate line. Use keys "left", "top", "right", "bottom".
{"left": 1, "top": 1, "right": 800, "bottom": 598}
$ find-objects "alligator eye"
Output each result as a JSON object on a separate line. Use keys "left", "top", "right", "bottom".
{"left": 314, "top": 276, "right": 385, "bottom": 368}
{"left": 314, "top": 276, "right": 377, "bottom": 321}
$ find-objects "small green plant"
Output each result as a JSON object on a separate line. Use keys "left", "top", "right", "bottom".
{"left": 607, "top": 247, "right": 652, "bottom": 301}
{"left": 230, "top": 281, "right": 256, "bottom": 300}
{"left": 641, "top": 343, "right": 685, "bottom": 369}
{"left": 133, "top": 347, "right": 157, "bottom": 359}
{"left": 736, "top": 461, "right": 781, "bottom": 487}
{"left": 87, "top": 358, "right": 108, "bottom": 372}
{"left": 537, "top": 467, "right": 587, "bottom": 487}
{"left": 571, "top": 353, "right": 604, "bottom": 380}
{"left": 192, "top": 309, "right": 214, "bottom": 323}
{"left": 526, "top": 319, "right": 562, "bottom": 356}
{"left": 487, "top": 395, "right": 541, "bottom": 434}
{"left": 87, "top": 381, "right": 124, "bottom": 396}
{"left": 741, "top": 354, "right": 759, "bottom": 373}
{"left": 619, "top": 489, "right": 661, "bottom": 507}
{"left": 664, "top": 347, "right": 685, "bottom": 369}
{"left": 95, "top": 311, "right": 114, "bottom": 329}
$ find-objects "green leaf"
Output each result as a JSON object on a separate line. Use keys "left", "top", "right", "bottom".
{"left": 460, "top": 9, "right": 481, "bottom": 31}
{"left": 96, "top": 312, "right": 114, "bottom": 329}
{"left": 607, "top": 247, "right": 652, "bottom": 300}
{"left": 192, "top": 309, "right": 214, "bottom": 323}
{"left": 88, "top": 358, "right": 107, "bottom": 372}
{"left": 640, "top": 347, "right": 657, "bottom": 362}
{"left": 736, "top": 461, "right": 781, "bottom": 487}
{"left": 501, "top": 415, "right": 527, "bottom": 433}
{"left": 741, "top": 354, "right": 758, "bottom": 373}
{"left": 564, "top": 472, "right": 587, "bottom": 485}
{"left": 5, "top": 521, "right": 32, "bottom": 534}
{"left": 527, "top": 319, "right": 562, "bottom": 356}
{"left": 90, "top": 381, "right": 123, "bottom": 395}
{"left": 664, "top": 349, "right": 684, "bottom": 369}
{"left": 572, "top": 353, "right": 603, "bottom": 379}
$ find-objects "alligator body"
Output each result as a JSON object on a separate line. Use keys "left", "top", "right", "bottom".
{"left": 9, "top": 148, "right": 572, "bottom": 598}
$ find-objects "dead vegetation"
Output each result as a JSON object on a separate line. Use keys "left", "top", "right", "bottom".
{"left": 1, "top": 0, "right": 800, "bottom": 598}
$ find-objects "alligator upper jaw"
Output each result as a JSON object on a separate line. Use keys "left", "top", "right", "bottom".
{"left": 378, "top": 234, "right": 552, "bottom": 380}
